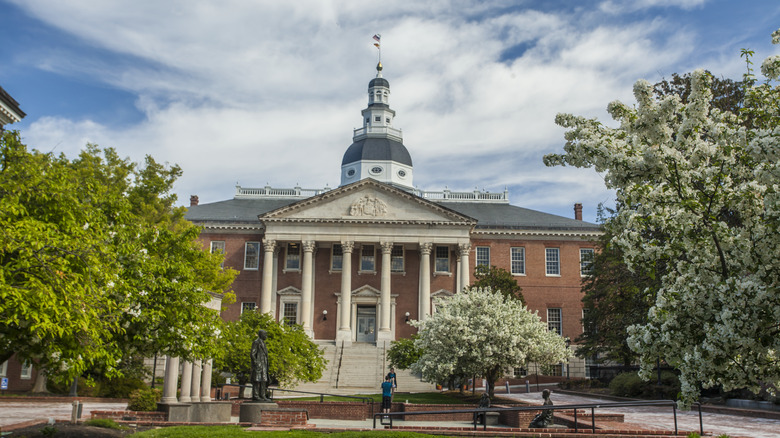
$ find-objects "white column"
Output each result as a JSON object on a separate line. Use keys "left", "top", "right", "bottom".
{"left": 260, "top": 240, "right": 276, "bottom": 313}
{"left": 459, "top": 243, "right": 471, "bottom": 290}
{"left": 190, "top": 360, "right": 202, "bottom": 402}
{"left": 179, "top": 361, "right": 192, "bottom": 403}
{"left": 301, "top": 241, "right": 315, "bottom": 337}
{"left": 377, "top": 242, "right": 393, "bottom": 344}
{"left": 199, "top": 359, "right": 213, "bottom": 402}
{"left": 419, "top": 243, "right": 432, "bottom": 321}
{"left": 336, "top": 241, "right": 354, "bottom": 346}
{"left": 456, "top": 247, "right": 463, "bottom": 294}
{"left": 161, "top": 356, "right": 180, "bottom": 403}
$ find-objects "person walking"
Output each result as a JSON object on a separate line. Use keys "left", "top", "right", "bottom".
{"left": 386, "top": 367, "right": 397, "bottom": 393}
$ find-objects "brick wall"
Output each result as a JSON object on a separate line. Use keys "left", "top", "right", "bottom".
{"left": 400, "top": 403, "right": 478, "bottom": 421}
{"left": 278, "top": 400, "right": 369, "bottom": 420}
{"left": 260, "top": 409, "right": 308, "bottom": 427}
{"left": 91, "top": 410, "right": 167, "bottom": 422}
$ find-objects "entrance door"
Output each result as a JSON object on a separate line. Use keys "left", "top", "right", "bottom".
{"left": 356, "top": 306, "right": 376, "bottom": 343}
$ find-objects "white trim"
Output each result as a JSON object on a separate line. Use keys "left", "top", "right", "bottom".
{"left": 244, "top": 241, "right": 260, "bottom": 270}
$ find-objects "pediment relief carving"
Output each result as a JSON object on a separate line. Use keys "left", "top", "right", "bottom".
{"left": 352, "top": 285, "right": 381, "bottom": 297}
{"left": 348, "top": 195, "right": 388, "bottom": 217}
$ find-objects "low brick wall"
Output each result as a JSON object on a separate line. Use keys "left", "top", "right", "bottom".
{"left": 260, "top": 409, "right": 308, "bottom": 427}
{"left": 91, "top": 410, "right": 167, "bottom": 422}
{"left": 400, "top": 403, "right": 477, "bottom": 421}
{"left": 278, "top": 400, "right": 369, "bottom": 420}
{"left": 497, "top": 407, "right": 537, "bottom": 428}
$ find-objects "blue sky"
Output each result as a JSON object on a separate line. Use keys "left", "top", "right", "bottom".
{"left": 2, "top": 0, "right": 779, "bottom": 223}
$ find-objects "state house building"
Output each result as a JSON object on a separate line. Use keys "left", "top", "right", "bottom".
{"left": 186, "top": 63, "right": 601, "bottom": 388}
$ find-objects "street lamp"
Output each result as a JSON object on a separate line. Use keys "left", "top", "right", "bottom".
{"left": 565, "top": 338, "right": 571, "bottom": 380}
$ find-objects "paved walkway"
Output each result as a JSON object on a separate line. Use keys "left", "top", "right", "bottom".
{"left": 0, "top": 400, "right": 128, "bottom": 428}
{"left": 505, "top": 392, "right": 780, "bottom": 438}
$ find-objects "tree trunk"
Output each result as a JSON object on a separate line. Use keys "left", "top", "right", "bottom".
{"left": 32, "top": 368, "right": 49, "bottom": 393}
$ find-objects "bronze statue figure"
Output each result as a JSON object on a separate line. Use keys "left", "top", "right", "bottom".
{"left": 250, "top": 329, "right": 271, "bottom": 402}
{"left": 528, "top": 389, "right": 554, "bottom": 428}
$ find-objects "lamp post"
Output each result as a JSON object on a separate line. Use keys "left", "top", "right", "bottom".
{"left": 565, "top": 338, "right": 571, "bottom": 380}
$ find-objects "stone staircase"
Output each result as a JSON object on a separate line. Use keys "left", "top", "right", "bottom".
{"left": 289, "top": 341, "right": 435, "bottom": 396}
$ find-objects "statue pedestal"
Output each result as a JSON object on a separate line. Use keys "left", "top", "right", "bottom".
{"left": 239, "top": 402, "right": 279, "bottom": 423}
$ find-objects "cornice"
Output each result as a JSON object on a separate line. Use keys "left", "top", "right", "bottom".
{"left": 471, "top": 228, "right": 602, "bottom": 238}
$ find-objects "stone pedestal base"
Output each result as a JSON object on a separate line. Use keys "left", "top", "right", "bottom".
{"left": 239, "top": 402, "right": 279, "bottom": 423}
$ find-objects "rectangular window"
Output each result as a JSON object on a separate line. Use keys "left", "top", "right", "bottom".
{"left": 283, "top": 302, "right": 298, "bottom": 326}
{"left": 331, "top": 244, "right": 343, "bottom": 271}
{"left": 435, "top": 246, "right": 450, "bottom": 272}
{"left": 580, "top": 248, "right": 595, "bottom": 276}
{"left": 476, "top": 246, "right": 490, "bottom": 267}
{"left": 244, "top": 242, "right": 260, "bottom": 270}
{"left": 210, "top": 241, "right": 225, "bottom": 267}
{"left": 0, "top": 360, "right": 7, "bottom": 377}
{"left": 374, "top": 116, "right": 381, "bottom": 122}
{"left": 510, "top": 247, "right": 525, "bottom": 275}
{"left": 361, "top": 244, "right": 375, "bottom": 271}
{"left": 286, "top": 243, "right": 301, "bottom": 270}
{"left": 391, "top": 245, "right": 404, "bottom": 272}
{"left": 20, "top": 360, "right": 32, "bottom": 380}
{"left": 547, "top": 308, "right": 562, "bottom": 335}
{"left": 513, "top": 366, "right": 527, "bottom": 378}
{"left": 545, "top": 248, "right": 560, "bottom": 276}
{"left": 550, "top": 363, "right": 564, "bottom": 377}
{"left": 241, "top": 302, "right": 256, "bottom": 314}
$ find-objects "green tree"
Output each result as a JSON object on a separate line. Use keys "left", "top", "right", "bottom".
{"left": 215, "top": 311, "right": 326, "bottom": 387}
{"left": 387, "top": 335, "right": 423, "bottom": 370}
{"left": 472, "top": 265, "right": 525, "bottom": 304}
{"left": 576, "top": 223, "right": 656, "bottom": 368}
{"left": 545, "top": 29, "right": 780, "bottom": 406}
{"left": 0, "top": 132, "right": 235, "bottom": 383}
{"left": 411, "top": 287, "right": 569, "bottom": 397}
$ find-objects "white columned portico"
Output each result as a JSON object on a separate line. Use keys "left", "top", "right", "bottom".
{"left": 179, "top": 361, "right": 192, "bottom": 403}
{"left": 200, "top": 359, "right": 213, "bottom": 402}
{"left": 301, "top": 240, "right": 315, "bottom": 337}
{"left": 419, "top": 242, "right": 432, "bottom": 320}
{"left": 190, "top": 360, "right": 202, "bottom": 401}
{"left": 161, "top": 356, "right": 179, "bottom": 403}
{"left": 336, "top": 241, "right": 354, "bottom": 346}
{"left": 459, "top": 243, "right": 471, "bottom": 290}
{"left": 260, "top": 240, "right": 276, "bottom": 313}
{"left": 377, "top": 242, "right": 393, "bottom": 345}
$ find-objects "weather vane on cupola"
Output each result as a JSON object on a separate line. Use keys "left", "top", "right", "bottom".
{"left": 373, "top": 33, "right": 382, "bottom": 68}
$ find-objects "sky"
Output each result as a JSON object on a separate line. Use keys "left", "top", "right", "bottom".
{"left": 1, "top": 0, "right": 779, "bottom": 223}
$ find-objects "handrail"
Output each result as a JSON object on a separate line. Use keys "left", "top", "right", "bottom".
{"left": 215, "top": 383, "right": 371, "bottom": 404}
{"left": 372, "top": 399, "right": 703, "bottom": 435}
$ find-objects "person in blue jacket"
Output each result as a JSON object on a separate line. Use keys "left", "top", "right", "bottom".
{"left": 381, "top": 375, "right": 393, "bottom": 414}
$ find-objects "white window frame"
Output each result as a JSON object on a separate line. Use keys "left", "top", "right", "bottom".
{"left": 0, "top": 360, "right": 7, "bottom": 377}
{"left": 281, "top": 301, "right": 299, "bottom": 326}
{"left": 391, "top": 245, "right": 404, "bottom": 273}
{"left": 434, "top": 246, "right": 450, "bottom": 273}
{"left": 580, "top": 248, "right": 595, "bottom": 276}
{"left": 330, "top": 244, "right": 343, "bottom": 272}
{"left": 241, "top": 302, "right": 257, "bottom": 314}
{"left": 547, "top": 308, "right": 562, "bottom": 335}
{"left": 545, "top": 248, "right": 560, "bottom": 276}
{"left": 285, "top": 243, "right": 301, "bottom": 272}
{"left": 244, "top": 242, "right": 260, "bottom": 270}
{"left": 20, "top": 360, "right": 32, "bottom": 380}
{"left": 360, "top": 244, "right": 376, "bottom": 273}
{"left": 210, "top": 241, "right": 226, "bottom": 268}
{"left": 510, "top": 247, "right": 525, "bottom": 275}
{"left": 476, "top": 246, "right": 490, "bottom": 267}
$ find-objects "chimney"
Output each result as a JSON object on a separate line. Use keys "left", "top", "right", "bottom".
{"left": 190, "top": 195, "right": 199, "bottom": 207}
{"left": 574, "top": 203, "right": 583, "bottom": 221}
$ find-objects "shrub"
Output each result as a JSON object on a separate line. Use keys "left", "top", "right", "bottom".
{"left": 609, "top": 371, "right": 681, "bottom": 399}
{"left": 128, "top": 387, "right": 162, "bottom": 411}
{"left": 609, "top": 372, "right": 644, "bottom": 397}
{"left": 83, "top": 418, "right": 126, "bottom": 430}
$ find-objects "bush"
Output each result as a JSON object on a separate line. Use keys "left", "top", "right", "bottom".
{"left": 128, "top": 387, "right": 162, "bottom": 411}
{"left": 83, "top": 418, "right": 126, "bottom": 430}
{"left": 608, "top": 371, "right": 680, "bottom": 399}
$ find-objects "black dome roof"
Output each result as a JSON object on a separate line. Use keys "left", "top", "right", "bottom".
{"left": 369, "top": 77, "right": 390, "bottom": 88}
{"left": 342, "top": 137, "right": 412, "bottom": 166}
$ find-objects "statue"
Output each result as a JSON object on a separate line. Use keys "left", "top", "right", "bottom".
{"left": 528, "top": 389, "right": 554, "bottom": 428}
{"left": 250, "top": 329, "right": 271, "bottom": 402}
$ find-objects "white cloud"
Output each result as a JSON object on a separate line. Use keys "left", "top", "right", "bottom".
{"left": 7, "top": 0, "right": 774, "bottom": 223}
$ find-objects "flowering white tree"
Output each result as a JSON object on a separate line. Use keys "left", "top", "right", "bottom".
{"left": 544, "top": 30, "right": 780, "bottom": 407}
{"left": 410, "top": 287, "right": 569, "bottom": 397}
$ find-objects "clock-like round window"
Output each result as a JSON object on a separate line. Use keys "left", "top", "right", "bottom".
{"left": 346, "top": 169, "right": 356, "bottom": 177}
{"left": 398, "top": 170, "right": 407, "bottom": 178}
{"left": 370, "top": 166, "right": 383, "bottom": 175}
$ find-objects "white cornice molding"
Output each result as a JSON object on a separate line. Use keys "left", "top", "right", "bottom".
{"left": 471, "top": 228, "right": 602, "bottom": 239}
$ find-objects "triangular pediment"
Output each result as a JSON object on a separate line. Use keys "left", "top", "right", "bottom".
{"left": 260, "top": 179, "right": 475, "bottom": 225}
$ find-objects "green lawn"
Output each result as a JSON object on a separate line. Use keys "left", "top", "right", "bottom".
{"left": 134, "top": 426, "right": 459, "bottom": 437}
{"left": 275, "top": 391, "right": 475, "bottom": 404}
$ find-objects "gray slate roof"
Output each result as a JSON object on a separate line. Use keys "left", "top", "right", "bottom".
{"left": 342, "top": 137, "right": 413, "bottom": 166}
{"left": 185, "top": 196, "right": 600, "bottom": 231}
